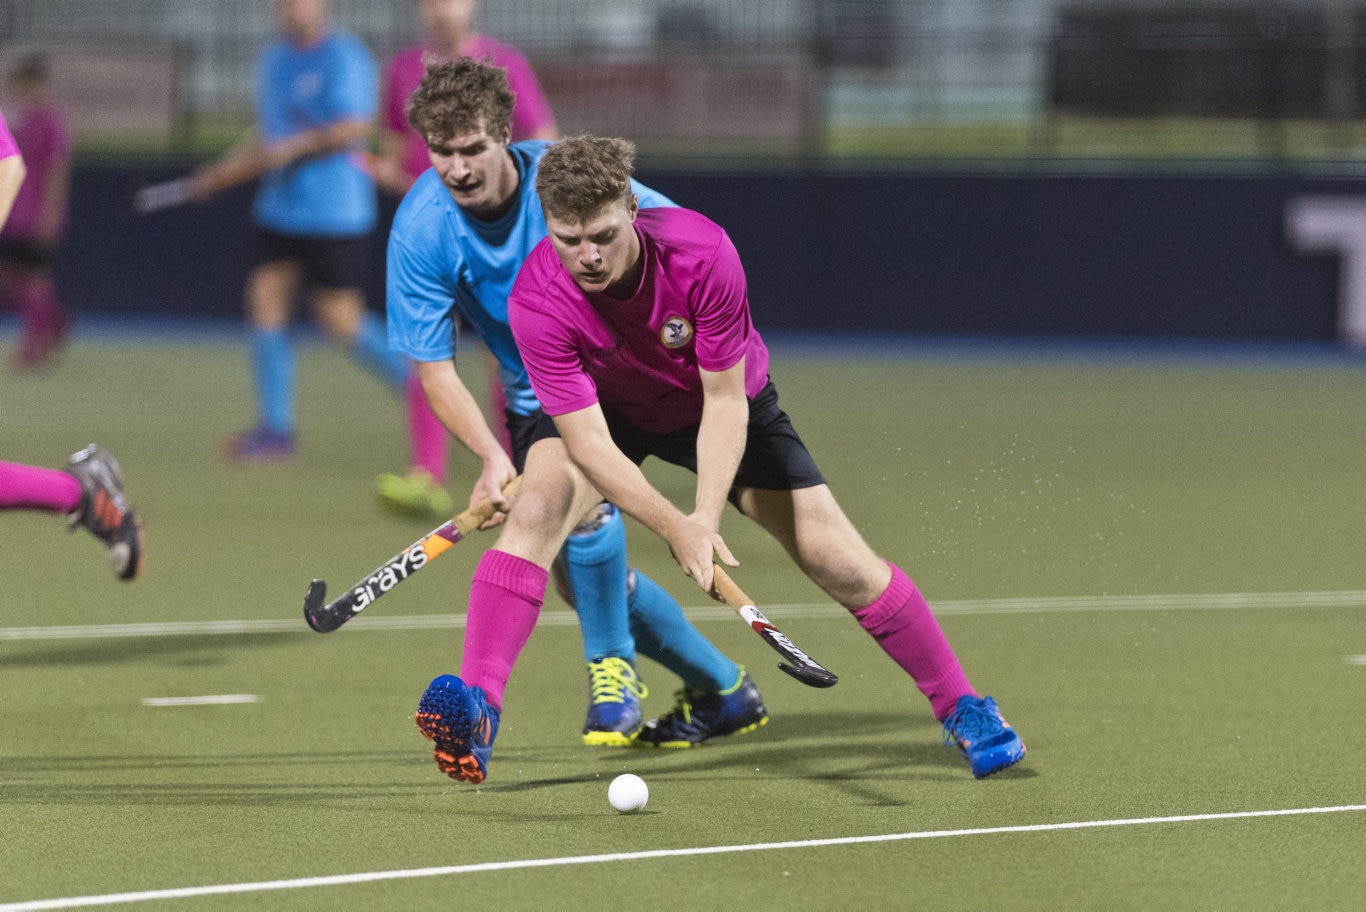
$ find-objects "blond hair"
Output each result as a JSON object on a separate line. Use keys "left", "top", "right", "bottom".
{"left": 535, "top": 135, "right": 636, "bottom": 221}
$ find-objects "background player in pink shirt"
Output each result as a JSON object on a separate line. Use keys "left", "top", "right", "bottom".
{"left": 373, "top": 0, "right": 558, "bottom": 518}
{"left": 0, "top": 105, "right": 144, "bottom": 580}
{"left": 374, "top": 0, "right": 556, "bottom": 197}
{"left": 0, "top": 103, "right": 24, "bottom": 222}
{"left": 0, "top": 54, "right": 70, "bottom": 372}
{"left": 505, "top": 136, "right": 1028, "bottom": 779}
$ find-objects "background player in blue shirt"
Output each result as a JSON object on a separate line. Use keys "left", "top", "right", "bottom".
{"left": 190, "top": 0, "right": 445, "bottom": 501}
{"left": 388, "top": 59, "right": 767, "bottom": 767}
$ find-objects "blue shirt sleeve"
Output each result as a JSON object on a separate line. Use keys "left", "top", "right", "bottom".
{"left": 387, "top": 203, "right": 462, "bottom": 363}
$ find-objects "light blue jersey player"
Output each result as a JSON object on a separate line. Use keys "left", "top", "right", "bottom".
{"left": 387, "top": 140, "right": 672, "bottom": 413}
{"left": 196, "top": 0, "right": 431, "bottom": 478}
{"left": 254, "top": 26, "right": 377, "bottom": 235}
{"left": 389, "top": 59, "right": 767, "bottom": 760}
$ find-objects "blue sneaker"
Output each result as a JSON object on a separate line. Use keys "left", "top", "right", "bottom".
{"left": 941, "top": 694, "right": 1026, "bottom": 778}
{"left": 637, "top": 669, "right": 767, "bottom": 748}
{"left": 223, "top": 426, "right": 295, "bottom": 462}
{"left": 583, "top": 657, "right": 648, "bottom": 746}
{"left": 415, "top": 674, "right": 500, "bottom": 783}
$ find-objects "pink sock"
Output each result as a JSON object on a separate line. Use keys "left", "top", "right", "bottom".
{"left": 18, "top": 278, "right": 63, "bottom": 330}
{"left": 460, "top": 549, "right": 548, "bottom": 710}
{"left": 852, "top": 563, "right": 976, "bottom": 721}
{"left": 0, "top": 461, "right": 82, "bottom": 513}
{"left": 406, "top": 370, "right": 449, "bottom": 483}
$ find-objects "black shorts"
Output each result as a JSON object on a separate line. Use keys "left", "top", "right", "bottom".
{"left": 0, "top": 238, "right": 54, "bottom": 270}
{"left": 505, "top": 408, "right": 543, "bottom": 473}
{"left": 251, "top": 227, "right": 369, "bottom": 290}
{"left": 530, "top": 379, "right": 825, "bottom": 506}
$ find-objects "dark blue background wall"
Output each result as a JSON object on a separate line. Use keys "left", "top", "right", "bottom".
{"left": 59, "top": 162, "right": 1356, "bottom": 342}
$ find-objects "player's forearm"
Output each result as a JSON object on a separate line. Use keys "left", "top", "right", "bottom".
{"left": 190, "top": 132, "right": 262, "bottom": 199}
{"left": 693, "top": 394, "right": 748, "bottom": 528}
{"left": 694, "top": 363, "right": 750, "bottom": 528}
{"left": 266, "top": 119, "right": 371, "bottom": 170}
{"left": 563, "top": 431, "right": 688, "bottom": 543}
{"left": 0, "top": 154, "right": 26, "bottom": 228}
{"left": 415, "top": 361, "right": 507, "bottom": 467}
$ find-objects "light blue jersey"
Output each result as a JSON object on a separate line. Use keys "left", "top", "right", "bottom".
{"left": 386, "top": 140, "right": 676, "bottom": 416}
{"left": 254, "top": 30, "right": 378, "bottom": 236}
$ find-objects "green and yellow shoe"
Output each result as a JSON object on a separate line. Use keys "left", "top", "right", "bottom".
{"left": 376, "top": 468, "right": 453, "bottom": 520}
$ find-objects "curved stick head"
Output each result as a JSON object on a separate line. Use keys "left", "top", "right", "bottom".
{"left": 303, "top": 579, "right": 330, "bottom": 632}
{"left": 778, "top": 662, "right": 839, "bottom": 688}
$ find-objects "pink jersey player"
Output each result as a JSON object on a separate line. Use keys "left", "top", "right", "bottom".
{"left": 383, "top": 36, "right": 556, "bottom": 184}
{"left": 497, "top": 136, "right": 1027, "bottom": 781}
{"left": 510, "top": 207, "right": 770, "bottom": 433}
{"left": 0, "top": 56, "right": 72, "bottom": 372}
{"left": 0, "top": 95, "right": 69, "bottom": 241}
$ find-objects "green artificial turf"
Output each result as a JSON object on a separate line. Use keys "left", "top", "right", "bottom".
{"left": 2, "top": 333, "right": 1364, "bottom": 909}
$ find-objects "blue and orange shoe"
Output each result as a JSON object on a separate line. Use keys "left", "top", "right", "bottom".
{"left": 65, "top": 444, "right": 143, "bottom": 581}
{"left": 636, "top": 669, "right": 767, "bottom": 748}
{"left": 582, "top": 657, "right": 648, "bottom": 746}
{"left": 941, "top": 694, "right": 1027, "bottom": 778}
{"left": 415, "top": 674, "right": 500, "bottom": 783}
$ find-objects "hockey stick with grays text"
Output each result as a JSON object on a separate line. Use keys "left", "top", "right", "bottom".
{"left": 303, "top": 476, "right": 521, "bottom": 633}
{"left": 709, "top": 564, "right": 838, "bottom": 688}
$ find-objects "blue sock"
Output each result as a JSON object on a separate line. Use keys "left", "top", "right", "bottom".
{"left": 628, "top": 568, "right": 741, "bottom": 692}
{"left": 562, "top": 505, "right": 635, "bottom": 662}
{"left": 351, "top": 312, "right": 408, "bottom": 392}
{"left": 251, "top": 327, "right": 294, "bottom": 434}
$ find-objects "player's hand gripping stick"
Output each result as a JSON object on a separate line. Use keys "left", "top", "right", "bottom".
{"left": 709, "top": 564, "right": 838, "bottom": 688}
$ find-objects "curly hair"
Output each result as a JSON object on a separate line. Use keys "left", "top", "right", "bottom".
{"left": 405, "top": 57, "right": 515, "bottom": 144}
{"left": 535, "top": 135, "right": 637, "bottom": 221}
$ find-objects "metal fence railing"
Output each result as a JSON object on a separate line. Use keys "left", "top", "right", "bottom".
{"left": 4, "top": 0, "right": 1366, "bottom": 160}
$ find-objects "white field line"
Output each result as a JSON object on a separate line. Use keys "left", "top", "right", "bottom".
{"left": 140, "top": 695, "right": 261, "bottom": 707}
{"left": 1, "top": 590, "right": 1363, "bottom": 642}
{"left": 2, "top": 804, "right": 1363, "bottom": 911}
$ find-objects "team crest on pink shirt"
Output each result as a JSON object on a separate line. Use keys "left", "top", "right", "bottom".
{"left": 660, "top": 317, "right": 692, "bottom": 349}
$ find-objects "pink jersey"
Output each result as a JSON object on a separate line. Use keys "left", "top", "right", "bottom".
{"left": 0, "top": 109, "right": 18, "bottom": 159}
{"left": 383, "top": 36, "right": 556, "bottom": 180}
{"left": 1, "top": 103, "right": 69, "bottom": 239}
{"left": 510, "top": 207, "right": 770, "bottom": 434}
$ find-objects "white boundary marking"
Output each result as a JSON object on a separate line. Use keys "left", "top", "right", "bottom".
{"left": 3, "top": 804, "right": 1363, "bottom": 910}
{"left": 140, "top": 695, "right": 261, "bottom": 707}
{"left": 1, "top": 589, "right": 1363, "bottom": 642}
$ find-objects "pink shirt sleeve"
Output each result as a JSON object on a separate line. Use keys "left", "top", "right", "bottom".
{"left": 381, "top": 49, "right": 413, "bottom": 135}
{"left": 0, "top": 110, "right": 19, "bottom": 160}
{"left": 501, "top": 50, "right": 556, "bottom": 140}
{"left": 509, "top": 242, "right": 601, "bottom": 417}
{"left": 690, "top": 231, "right": 751, "bottom": 374}
{"left": 382, "top": 47, "right": 433, "bottom": 180}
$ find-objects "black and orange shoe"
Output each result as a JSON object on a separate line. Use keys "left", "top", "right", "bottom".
{"left": 65, "top": 444, "right": 143, "bottom": 581}
{"left": 415, "top": 674, "right": 500, "bottom": 783}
